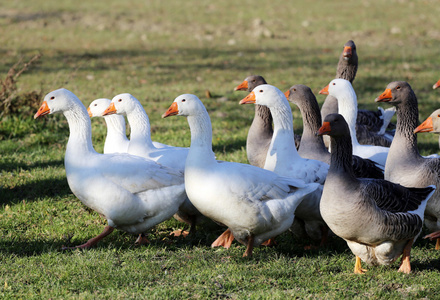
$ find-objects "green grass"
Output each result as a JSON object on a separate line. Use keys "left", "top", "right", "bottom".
{"left": 2, "top": 0, "right": 440, "bottom": 298}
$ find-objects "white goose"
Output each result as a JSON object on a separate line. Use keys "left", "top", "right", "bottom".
{"left": 414, "top": 108, "right": 440, "bottom": 149}
{"left": 34, "top": 88, "right": 187, "bottom": 248}
{"left": 102, "top": 93, "right": 206, "bottom": 235}
{"left": 87, "top": 98, "right": 130, "bottom": 154}
{"left": 88, "top": 98, "right": 168, "bottom": 154}
{"left": 239, "top": 84, "right": 329, "bottom": 244}
{"left": 162, "top": 94, "right": 320, "bottom": 257}
{"left": 320, "top": 79, "right": 389, "bottom": 166}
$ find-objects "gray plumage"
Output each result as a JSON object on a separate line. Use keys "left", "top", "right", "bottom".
{"left": 376, "top": 81, "right": 440, "bottom": 242}
{"left": 287, "top": 84, "right": 383, "bottom": 179}
{"left": 235, "top": 75, "right": 300, "bottom": 168}
{"left": 319, "top": 113, "right": 434, "bottom": 269}
{"left": 320, "top": 40, "right": 394, "bottom": 147}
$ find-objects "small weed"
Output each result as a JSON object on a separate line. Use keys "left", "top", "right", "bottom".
{"left": 0, "top": 54, "right": 43, "bottom": 118}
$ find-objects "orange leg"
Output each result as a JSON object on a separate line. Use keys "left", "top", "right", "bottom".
{"left": 243, "top": 234, "right": 255, "bottom": 257}
{"left": 423, "top": 231, "right": 440, "bottom": 250}
{"left": 170, "top": 216, "right": 196, "bottom": 237}
{"left": 354, "top": 256, "right": 367, "bottom": 274}
{"left": 169, "top": 229, "right": 190, "bottom": 237}
{"left": 261, "top": 238, "right": 277, "bottom": 247}
{"left": 135, "top": 233, "right": 150, "bottom": 245}
{"left": 398, "top": 238, "right": 414, "bottom": 274}
{"left": 62, "top": 226, "right": 114, "bottom": 250}
{"left": 211, "top": 229, "right": 235, "bottom": 249}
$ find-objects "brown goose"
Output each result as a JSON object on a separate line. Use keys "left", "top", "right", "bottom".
{"left": 234, "top": 75, "right": 300, "bottom": 167}
{"left": 318, "top": 113, "right": 435, "bottom": 274}
{"left": 320, "top": 40, "right": 394, "bottom": 147}
{"left": 376, "top": 81, "right": 440, "bottom": 249}
{"left": 286, "top": 84, "right": 383, "bottom": 179}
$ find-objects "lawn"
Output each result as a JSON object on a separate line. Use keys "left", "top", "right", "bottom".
{"left": 2, "top": 0, "right": 440, "bottom": 298}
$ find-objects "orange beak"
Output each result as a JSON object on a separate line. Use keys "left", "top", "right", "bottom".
{"left": 375, "top": 88, "right": 392, "bottom": 102}
{"left": 239, "top": 91, "right": 256, "bottom": 105}
{"left": 284, "top": 90, "right": 291, "bottom": 98}
{"left": 414, "top": 117, "right": 433, "bottom": 133}
{"left": 234, "top": 80, "right": 249, "bottom": 91}
{"left": 34, "top": 101, "right": 50, "bottom": 119}
{"left": 102, "top": 102, "right": 117, "bottom": 116}
{"left": 433, "top": 79, "right": 440, "bottom": 90}
{"left": 319, "top": 84, "right": 329, "bottom": 95}
{"left": 87, "top": 107, "right": 93, "bottom": 117}
{"left": 317, "top": 121, "right": 331, "bottom": 136}
{"left": 342, "top": 46, "right": 352, "bottom": 58}
{"left": 162, "top": 102, "right": 179, "bottom": 118}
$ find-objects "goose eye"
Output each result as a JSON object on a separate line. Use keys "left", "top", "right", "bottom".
{"left": 118, "top": 99, "right": 122, "bottom": 102}
{"left": 181, "top": 99, "right": 186, "bottom": 102}
{"left": 259, "top": 90, "right": 263, "bottom": 93}
{"left": 94, "top": 104, "right": 97, "bottom": 106}
{"left": 293, "top": 88, "right": 296, "bottom": 92}
{"left": 332, "top": 83, "right": 336, "bottom": 86}
{"left": 50, "top": 96, "right": 55, "bottom": 100}
{"left": 396, "top": 86, "right": 401, "bottom": 90}
{"left": 252, "top": 80, "right": 256, "bottom": 83}
{"left": 438, "top": 114, "right": 440, "bottom": 118}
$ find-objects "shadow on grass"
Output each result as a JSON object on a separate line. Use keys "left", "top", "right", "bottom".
{"left": 0, "top": 158, "right": 64, "bottom": 174}
{"left": 413, "top": 258, "right": 440, "bottom": 272}
{"left": 0, "top": 224, "right": 225, "bottom": 257}
{"left": 1, "top": 177, "right": 71, "bottom": 205}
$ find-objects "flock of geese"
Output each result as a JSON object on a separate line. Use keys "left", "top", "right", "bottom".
{"left": 33, "top": 40, "right": 440, "bottom": 274}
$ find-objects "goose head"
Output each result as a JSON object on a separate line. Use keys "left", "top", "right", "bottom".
{"left": 319, "top": 78, "right": 355, "bottom": 101}
{"left": 87, "top": 98, "right": 111, "bottom": 118}
{"left": 317, "top": 113, "right": 350, "bottom": 138}
{"left": 414, "top": 109, "right": 440, "bottom": 134}
{"left": 162, "top": 94, "right": 204, "bottom": 118}
{"left": 239, "top": 84, "right": 288, "bottom": 109}
{"left": 234, "top": 75, "right": 267, "bottom": 92}
{"left": 375, "top": 81, "right": 414, "bottom": 106}
{"left": 102, "top": 93, "right": 139, "bottom": 116}
{"left": 284, "top": 84, "right": 315, "bottom": 106}
{"left": 342, "top": 40, "right": 357, "bottom": 62}
{"left": 34, "top": 88, "right": 80, "bottom": 119}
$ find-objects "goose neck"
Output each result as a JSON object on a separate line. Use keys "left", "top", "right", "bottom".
{"left": 64, "top": 104, "right": 96, "bottom": 155}
{"left": 253, "top": 105, "right": 273, "bottom": 131}
{"left": 126, "top": 106, "right": 154, "bottom": 149}
{"left": 337, "top": 63, "right": 358, "bottom": 83}
{"left": 329, "top": 134, "right": 356, "bottom": 179}
{"left": 392, "top": 100, "right": 420, "bottom": 158}
{"left": 104, "top": 115, "right": 127, "bottom": 138}
{"left": 299, "top": 101, "right": 327, "bottom": 150}
{"left": 337, "top": 90, "right": 359, "bottom": 145}
{"left": 265, "top": 103, "right": 301, "bottom": 167}
{"left": 187, "top": 112, "right": 215, "bottom": 154}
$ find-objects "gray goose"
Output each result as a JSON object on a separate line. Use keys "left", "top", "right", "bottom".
{"left": 318, "top": 113, "right": 435, "bottom": 274}
{"left": 320, "top": 40, "right": 394, "bottom": 147}
{"left": 234, "top": 75, "right": 300, "bottom": 168}
{"left": 414, "top": 108, "right": 440, "bottom": 149}
{"left": 286, "top": 84, "right": 383, "bottom": 179}
{"left": 376, "top": 81, "right": 440, "bottom": 249}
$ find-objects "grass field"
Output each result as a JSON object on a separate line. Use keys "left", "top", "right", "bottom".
{"left": 2, "top": 0, "right": 440, "bottom": 298}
